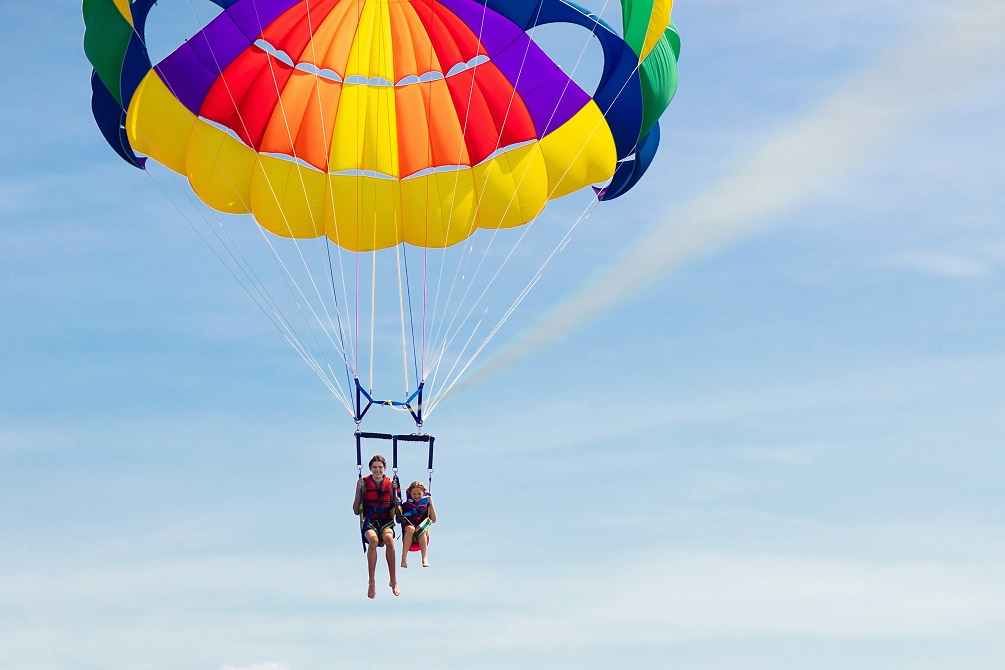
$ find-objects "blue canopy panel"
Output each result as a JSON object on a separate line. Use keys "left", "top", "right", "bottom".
{"left": 484, "top": 0, "right": 645, "bottom": 167}
{"left": 596, "top": 122, "right": 660, "bottom": 201}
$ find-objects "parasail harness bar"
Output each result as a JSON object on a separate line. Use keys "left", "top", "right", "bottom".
{"left": 353, "top": 377, "right": 425, "bottom": 428}
{"left": 355, "top": 430, "right": 435, "bottom": 493}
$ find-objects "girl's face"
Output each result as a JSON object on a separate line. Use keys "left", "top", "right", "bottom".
{"left": 409, "top": 487, "right": 425, "bottom": 502}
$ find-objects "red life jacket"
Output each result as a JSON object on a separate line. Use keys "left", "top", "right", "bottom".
{"left": 360, "top": 475, "right": 395, "bottom": 515}
{"left": 402, "top": 495, "right": 429, "bottom": 524}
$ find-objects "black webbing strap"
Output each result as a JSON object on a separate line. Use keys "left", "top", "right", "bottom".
{"left": 357, "top": 432, "right": 435, "bottom": 496}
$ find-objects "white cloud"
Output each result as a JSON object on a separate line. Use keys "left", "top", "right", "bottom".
{"left": 884, "top": 249, "right": 991, "bottom": 277}
{"left": 596, "top": 552, "right": 1005, "bottom": 638}
{"left": 3, "top": 525, "right": 1005, "bottom": 667}
{"left": 0, "top": 181, "right": 30, "bottom": 214}
{"left": 447, "top": 350, "right": 1005, "bottom": 459}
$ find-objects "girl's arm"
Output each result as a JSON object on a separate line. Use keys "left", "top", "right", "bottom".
{"left": 427, "top": 496, "right": 437, "bottom": 523}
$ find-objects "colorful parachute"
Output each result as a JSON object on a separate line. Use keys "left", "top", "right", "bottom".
{"left": 83, "top": 0, "right": 680, "bottom": 418}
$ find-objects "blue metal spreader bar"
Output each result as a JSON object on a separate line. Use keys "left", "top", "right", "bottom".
{"left": 353, "top": 377, "right": 425, "bottom": 427}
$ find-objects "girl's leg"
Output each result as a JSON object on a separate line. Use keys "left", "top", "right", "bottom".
{"left": 400, "top": 525, "right": 415, "bottom": 568}
{"left": 418, "top": 532, "right": 429, "bottom": 567}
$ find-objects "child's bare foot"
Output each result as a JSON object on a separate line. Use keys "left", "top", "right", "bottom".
{"left": 400, "top": 560, "right": 408, "bottom": 569}
{"left": 422, "top": 560, "right": 430, "bottom": 568}
{"left": 390, "top": 581, "right": 401, "bottom": 596}
{"left": 367, "top": 581, "right": 376, "bottom": 599}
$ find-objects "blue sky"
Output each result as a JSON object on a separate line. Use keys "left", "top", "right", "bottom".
{"left": 3, "top": 1, "right": 1005, "bottom": 668}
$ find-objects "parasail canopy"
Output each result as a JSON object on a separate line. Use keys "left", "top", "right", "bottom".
{"left": 83, "top": 0, "right": 681, "bottom": 420}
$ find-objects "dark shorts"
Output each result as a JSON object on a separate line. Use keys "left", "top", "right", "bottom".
{"left": 361, "top": 514, "right": 396, "bottom": 547}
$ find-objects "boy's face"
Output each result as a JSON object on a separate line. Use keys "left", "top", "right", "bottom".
{"left": 409, "top": 487, "right": 424, "bottom": 501}
{"left": 370, "top": 462, "right": 385, "bottom": 477}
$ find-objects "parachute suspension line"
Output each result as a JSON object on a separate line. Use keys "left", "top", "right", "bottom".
{"left": 425, "top": 0, "right": 552, "bottom": 395}
{"left": 133, "top": 135, "right": 354, "bottom": 409}
{"left": 304, "top": 0, "right": 359, "bottom": 379}
{"left": 401, "top": 244, "right": 421, "bottom": 392}
{"left": 354, "top": 244, "right": 360, "bottom": 380}
{"left": 420, "top": 0, "right": 436, "bottom": 388}
{"left": 427, "top": 198, "right": 602, "bottom": 415}
{"left": 181, "top": 0, "right": 357, "bottom": 389}
{"left": 236, "top": 0, "right": 356, "bottom": 373}
{"left": 353, "top": 0, "right": 363, "bottom": 383}
{"left": 130, "top": 8, "right": 356, "bottom": 412}
{"left": 372, "top": 0, "right": 411, "bottom": 401}
{"left": 370, "top": 0, "right": 381, "bottom": 395}
{"left": 326, "top": 238, "right": 356, "bottom": 401}
{"left": 370, "top": 250, "right": 377, "bottom": 393}
{"left": 140, "top": 164, "right": 352, "bottom": 413}
{"left": 428, "top": 44, "right": 652, "bottom": 413}
{"left": 425, "top": 0, "right": 621, "bottom": 409}
{"left": 427, "top": 0, "right": 615, "bottom": 385}
{"left": 395, "top": 244, "right": 410, "bottom": 395}
{"left": 426, "top": 0, "right": 556, "bottom": 371}
{"left": 422, "top": 243, "right": 428, "bottom": 384}
{"left": 425, "top": 0, "right": 489, "bottom": 381}
{"left": 190, "top": 5, "right": 354, "bottom": 392}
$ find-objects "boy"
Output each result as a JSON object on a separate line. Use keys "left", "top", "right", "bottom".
{"left": 353, "top": 455, "right": 400, "bottom": 598}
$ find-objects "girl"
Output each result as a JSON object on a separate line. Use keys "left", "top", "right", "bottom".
{"left": 400, "top": 481, "right": 436, "bottom": 568}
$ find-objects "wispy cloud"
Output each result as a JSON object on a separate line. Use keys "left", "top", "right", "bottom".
{"left": 0, "top": 181, "right": 31, "bottom": 214}
{"left": 4, "top": 512, "right": 1005, "bottom": 667}
{"left": 5, "top": 546, "right": 1003, "bottom": 647}
{"left": 444, "top": 350, "right": 1005, "bottom": 459}
{"left": 884, "top": 249, "right": 991, "bottom": 277}
{"left": 447, "top": 0, "right": 1005, "bottom": 399}
{"left": 593, "top": 552, "right": 1005, "bottom": 638}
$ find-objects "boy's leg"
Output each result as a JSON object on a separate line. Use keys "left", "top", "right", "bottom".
{"left": 383, "top": 527, "right": 400, "bottom": 596}
{"left": 364, "top": 528, "right": 379, "bottom": 599}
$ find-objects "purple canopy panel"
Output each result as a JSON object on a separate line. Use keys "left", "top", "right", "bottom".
{"left": 226, "top": 0, "right": 301, "bottom": 42}
{"left": 188, "top": 12, "right": 253, "bottom": 74}
{"left": 521, "top": 68, "right": 591, "bottom": 137}
{"left": 153, "top": 0, "right": 297, "bottom": 115}
{"left": 154, "top": 44, "right": 219, "bottom": 114}
{"left": 492, "top": 36, "right": 556, "bottom": 93}
{"left": 437, "top": 0, "right": 526, "bottom": 55}
{"left": 436, "top": 0, "right": 588, "bottom": 135}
